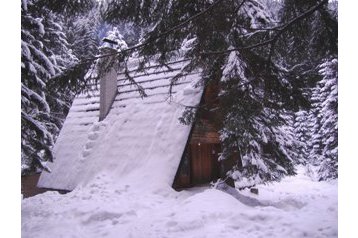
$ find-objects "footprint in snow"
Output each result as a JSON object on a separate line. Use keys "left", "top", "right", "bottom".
{"left": 88, "top": 132, "right": 99, "bottom": 140}
{"left": 166, "top": 221, "right": 178, "bottom": 227}
{"left": 85, "top": 141, "right": 96, "bottom": 149}
{"left": 82, "top": 211, "right": 123, "bottom": 225}
{"left": 82, "top": 150, "right": 91, "bottom": 158}
{"left": 271, "top": 198, "right": 306, "bottom": 211}
{"left": 92, "top": 124, "right": 101, "bottom": 132}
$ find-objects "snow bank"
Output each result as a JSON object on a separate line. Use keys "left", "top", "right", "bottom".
{"left": 22, "top": 166, "right": 337, "bottom": 238}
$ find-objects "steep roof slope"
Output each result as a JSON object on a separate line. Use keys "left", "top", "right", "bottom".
{"left": 38, "top": 59, "right": 203, "bottom": 191}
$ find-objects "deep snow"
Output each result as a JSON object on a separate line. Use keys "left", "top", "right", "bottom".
{"left": 22, "top": 166, "right": 337, "bottom": 238}
{"left": 27, "top": 57, "right": 337, "bottom": 238}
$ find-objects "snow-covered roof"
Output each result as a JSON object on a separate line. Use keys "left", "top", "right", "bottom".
{"left": 38, "top": 58, "right": 203, "bottom": 191}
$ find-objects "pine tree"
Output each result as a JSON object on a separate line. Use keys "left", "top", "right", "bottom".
{"left": 278, "top": 0, "right": 338, "bottom": 179}
{"left": 101, "top": 27, "right": 128, "bottom": 50}
{"left": 21, "top": 0, "right": 99, "bottom": 174}
{"left": 294, "top": 110, "right": 310, "bottom": 164}
{"left": 308, "top": 84, "right": 324, "bottom": 165}
{"left": 85, "top": 26, "right": 129, "bottom": 86}
{"left": 317, "top": 58, "right": 337, "bottom": 180}
{"left": 65, "top": 5, "right": 102, "bottom": 61}
{"left": 308, "top": 58, "right": 337, "bottom": 180}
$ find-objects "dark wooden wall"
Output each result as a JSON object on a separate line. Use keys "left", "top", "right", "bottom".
{"left": 173, "top": 81, "right": 223, "bottom": 189}
{"left": 21, "top": 173, "right": 70, "bottom": 198}
{"left": 21, "top": 173, "right": 48, "bottom": 198}
{"left": 190, "top": 143, "right": 221, "bottom": 184}
{"left": 190, "top": 119, "right": 220, "bottom": 144}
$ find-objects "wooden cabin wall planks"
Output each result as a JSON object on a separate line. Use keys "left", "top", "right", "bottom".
{"left": 172, "top": 79, "right": 223, "bottom": 189}
{"left": 190, "top": 143, "right": 221, "bottom": 184}
{"left": 191, "top": 78, "right": 221, "bottom": 144}
{"left": 190, "top": 119, "right": 220, "bottom": 144}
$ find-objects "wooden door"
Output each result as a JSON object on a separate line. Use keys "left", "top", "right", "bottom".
{"left": 191, "top": 143, "right": 220, "bottom": 184}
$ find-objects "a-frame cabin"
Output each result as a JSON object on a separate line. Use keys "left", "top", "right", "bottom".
{"left": 37, "top": 53, "right": 232, "bottom": 192}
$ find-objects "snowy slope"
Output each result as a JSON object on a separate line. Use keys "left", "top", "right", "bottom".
{"left": 38, "top": 59, "right": 203, "bottom": 191}
{"left": 22, "top": 166, "right": 337, "bottom": 238}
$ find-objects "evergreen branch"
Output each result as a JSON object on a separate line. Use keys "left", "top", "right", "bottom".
{"left": 96, "top": 11, "right": 304, "bottom": 65}
{"left": 169, "top": 100, "right": 200, "bottom": 109}
{"left": 123, "top": 60, "right": 147, "bottom": 98}
{"left": 168, "top": 60, "right": 196, "bottom": 97}
{"left": 145, "top": 0, "right": 225, "bottom": 44}
{"left": 45, "top": 0, "right": 329, "bottom": 86}
{"left": 75, "top": 0, "right": 226, "bottom": 64}
{"left": 233, "top": 0, "right": 248, "bottom": 16}
{"left": 266, "top": 0, "right": 328, "bottom": 62}
{"left": 201, "top": 0, "right": 328, "bottom": 56}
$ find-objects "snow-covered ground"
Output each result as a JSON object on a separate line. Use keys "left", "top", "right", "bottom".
{"left": 22, "top": 166, "right": 337, "bottom": 238}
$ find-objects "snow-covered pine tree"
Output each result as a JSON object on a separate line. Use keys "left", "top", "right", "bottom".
{"left": 46, "top": 0, "right": 103, "bottom": 95}
{"left": 273, "top": 0, "right": 337, "bottom": 116}
{"left": 308, "top": 84, "right": 324, "bottom": 166}
{"left": 317, "top": 58, "right": 338, "bottom": 180}
{"left": 35, "top": 0, "right": 97, "bottom": 16}
{"left": 101, "top": 27, "right": 128, "bottom": 51}
{"left": 309, "top": 58, "right": 338, "bottom": 180}
{"left": 65, "top": 9, "right": 101, "bottom": 62}
{"left": 85, "top": 26, "right": 129, "bottom": 85}
{"left": 21, "top": 0, "right": 98, "bottom": 174}
{"left": 218, "top": 50, "right": 306, "bottom": 186}
{"left": 276, "top": 0, "right": 338, "bottom": 179}
{"left": 22, "top": 1, "right": 74, "bottom": 174}
{"left": 294, "top": 110, "right": 310, "bottom": 164}
{"left": 277, "top": 0, "right": 337, "bottom": 66}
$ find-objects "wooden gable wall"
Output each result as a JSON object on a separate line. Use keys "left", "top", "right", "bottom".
{"left": 173, "top": 80, "right": 223, "bottom": 189}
